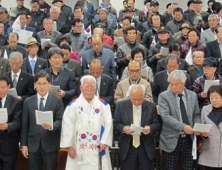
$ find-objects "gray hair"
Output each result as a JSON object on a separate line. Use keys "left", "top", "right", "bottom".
{"left": 208, "top": 14, "right": 220, "bottom": 21}
{"left": 80, "top": 75, "right": 96, "bottom": 86}
{"left": 9, "top": 52, "right": 23, "bottom": 62}
{"left": 50, "top": 6, "right": 61, "bottom": 14}
{"left": 167, "top": 70, "right": 187, "bottom": 83}
{"left": 93, "top": 27, "right": 104, "bottom": 35}
{"left": 43, "top": 17, "right": 53, "bottom": 25}
{"left": 193, "top": 51, "right": 204, "bottom": 58}
{"left": 91, "top": 34, "right": 103, "bottom": 42}
{"left": 129, "top": 84, "right": 145, "bottom": 96}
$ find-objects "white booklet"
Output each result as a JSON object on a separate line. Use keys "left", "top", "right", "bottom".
{"left": 204, "top": 80, "right": 219, "bottom": 92}
{"left": 8, "top": 88, "right": 18, "bottom": 97}
{"left": 49, "top": 85, "right": 60, "bottom": 94}
{"left": 130, "top": 124, "right": 143, "bottom": 135}
{"left": 114, "top": 36, "right": 125, "bottom": 46}
{"left": 35, "top": 110, "right": 53, "bottom": 126}
{"left": 0, "top": 108, "right": 8, "bottom": 123}
{"left": 193, "top": 123, "right": 212, "bottom": 132}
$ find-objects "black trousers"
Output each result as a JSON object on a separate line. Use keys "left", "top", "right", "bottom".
{"left": 205, "top": 167, "right": 222, "bottom": 170}
{"left": 28, "top": 144, "right": 58, "bottom": 170}
{"left": 163, "top": 135, "right": 193, "bottom": 170}
{"left": 0, "top": 144, "right": 17, "bottom": 170}
{"left": 122, "top": 140, "right": 152, "bottom": 170}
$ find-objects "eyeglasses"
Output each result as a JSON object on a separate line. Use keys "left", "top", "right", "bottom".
{"left": 128, "top": 69, "right": 140, "bottom": 73}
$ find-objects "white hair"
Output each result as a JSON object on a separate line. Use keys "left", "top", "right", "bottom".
{"left": 80, "top": 75, "right": 96, "bottom": 86}
{"left": 167, "top": 70, "right": 187, "bottom": 83}
{"left": 50, "top": 6, "right": 61, "bottom": 14}
{"left": 192, "top": 51, "right": 204, "bottom": 58}
{"left": 128, "top": 84, "right": 145, "bottom": 96}
{"left": 208, "top": 14, "right": 220, "bottom": 21}
{"left": 9, "top": 52, "right": 23, "bottom": 62}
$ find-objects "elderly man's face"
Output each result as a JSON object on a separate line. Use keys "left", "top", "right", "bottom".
{"left": 89, "top": 64, "right": 103, "bottom": 79}
{"left": 98, "top": 11, "right": 107, "bottom": 21}
{"left": 0, "top": 12, "right": 8, "bottom": 22}
{"left": 50, "top": 9, "right": 60, "bottom": 20}
{"left": 27, "top": 44, "right": 39, "bottom": 57}
{"left": 209, "top": 16, "right": 219, "bottom": 29}
{"left": 80, "top": 78, "right": 96, "bottom": 102}
{"left": 122, "top": 19, "right": 131, "bottom": 30}
{"left": 166, "top": 59, "right": 179, "bottom": 74}
{"left": 8, "top": 35, "right": 18, "bottom": 49}
{"left": 72, "top": 22, "right": 82, "bottom": 33}
{"left": 126, "top": 29, "right": 137, "bottom": 43}
{"left": 130, "top": 88, "right": 144, "bottom": 107}
{"left": 92, "top": 36, "right": 103, "bottom": 54}
{"left": 31, "top": 2, "right": 40, "bottom": 12}
{"left": 43, "top": 20, "right": 53, "bottom": 32}
{"left": 128, "top": 62, "right": 141, "bottom": 81}
{"left": 74, "top": 8, "right": 83, "bottom": 18}
{"left": 10, "top": 57, "right": 22, "bottom": 73}
{"left": 193, "top": 52, "right": 204, "bottom": 66}
{"left": 169, "top": 78, "right": 185, "bottom": 95}
{"left": 19, "top": 14, "right": 27, "bottom": 26}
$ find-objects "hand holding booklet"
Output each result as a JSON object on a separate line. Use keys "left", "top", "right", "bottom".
{"left": 130, "top": 124, "right": 143, "bottom": 135}
{"left": 35, "top": 110, "right": 53, "bottom": 126}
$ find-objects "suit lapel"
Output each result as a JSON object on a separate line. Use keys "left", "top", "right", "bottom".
{"left": 44, "top": 93, "right": 52, "bottom": 111}
{"left": 169, "top": 91, "right": 180, "bottom": 120}
{"left": 126, "top": 101, "right": 133, "bottom": 125}
{"left": 16, "top": 72, "right": 24, "bottom": 92}
{"left": 4, "top": 95, "right": 11, "bottom": 109}
{"left": 141, "top": 102, "right": 148, "bottom": 127}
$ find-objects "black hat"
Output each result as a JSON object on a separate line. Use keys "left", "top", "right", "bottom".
{"left": 157, "top": 26, "right": 169, "bottom": 34}
{"left": 75, "top": 0, "right": 84, "bottom": 7}
{"left": 150, "top": 0, "right": 159, "bottom": 6}
{"left": 52, "top": 0, "right": 63, "bottom": 4}
{"left": 203, "top": 57, "right": 218, "bottom": 67}
{"left": 96, "top": 22, "right": 106, "bottom": 29}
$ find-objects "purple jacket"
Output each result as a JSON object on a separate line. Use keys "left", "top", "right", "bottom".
{"left": 181, "top": 40, "right": 206, "bottom": 60}
{"left": 193, "top": 72, "right": 222, "bottom": 110}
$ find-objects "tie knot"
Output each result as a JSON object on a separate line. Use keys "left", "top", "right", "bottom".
{"left": 178, "top": 94, "right": 183, "bottom": 98}
{"left": 13, "top": 74, "right": 17, "bottom": 78}
{"left": 40, "top": 98, "right": 44, "bottom": 102}
{"left": 31, "top": 59, "right": 35, "bottom": 63}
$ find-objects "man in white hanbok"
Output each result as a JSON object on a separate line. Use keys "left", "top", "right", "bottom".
{"left": 60, "top": 75, "right": 113, "bottom": 170}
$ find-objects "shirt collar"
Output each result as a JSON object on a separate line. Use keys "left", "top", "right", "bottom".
{"left": 11, "top": 69, "right": 21, "bottom": 77}
{"left": 28, "top": 56, "right": 37, "bottom": 62}
{"left": 37, "top": 92, "right": 49, "bottom": 100}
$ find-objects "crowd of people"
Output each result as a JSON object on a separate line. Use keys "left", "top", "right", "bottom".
{"left": 0, "top": 0, "right": 222, "bottom": 169}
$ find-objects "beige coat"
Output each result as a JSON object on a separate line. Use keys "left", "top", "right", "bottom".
{"left": 114, "top": 77, "right": 153, "bottom": 104}
{"left": 114, "top": 28, "right": 142, "bottom": 44}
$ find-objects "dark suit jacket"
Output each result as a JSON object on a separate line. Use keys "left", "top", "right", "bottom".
{"left": 1, "top": 45, "right": 28, "bottom": 59}
{"left": 43, "top": 67, "right": 78, "bottom": 107}
{"left": 206, "top": 40, "right": 222, "bottom": 75}
{"left": 152, "top": 70, "right": 192, "bottom": 103}
{"left": 156, "top": 57, "right": 188, "bottom": 73}
{"left": 0, "top": 94, "right": 22, "bottom": 154}
{"left": 21, "top": 93, "right": 64, "bottom": 153}
{"left": 0, "top": 58, "right": 10, "bottom": 75}
{"left": 99, "top": 74, "right": 114, "bottom": 104}
{"left": 25, "top": 25, "right": 37, "bottom": 38}
{"left": 81, "top": 48, "right": 116, "bottom": 82}
{"left": 114, "top": 99, "right": 160, "bottom": 160}
{"left": 187, "top": 66, "right": 203, "bottom": 86}
{"left": 65, "top": 59, "right": 82, "bottom": 83}
{"left": 37, "top": 30, "right": 61, "bottom": 59}
{"left": 21, "top": 57, "right": 48, "bottom": 75}
{"left": 5, "top": 71, "right": 35, "bottom": 102}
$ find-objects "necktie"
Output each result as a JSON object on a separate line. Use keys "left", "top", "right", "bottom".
{"left": 0, "top": 98, "right": 2, "bottom": 108}
{"left": 133, "top": 106, "right": 140, "bottom": 148}
{"left": 31, "top": 59, "right": 35, "bottom": 74}
{"left": 178, "top": 94, "right": 189, "bottom": 125}
{"left": 39, "top": 98, "right": 45, "bottom": 111}
{"left": 95, "top": 79, "right": 98, "bottom": 96}
{"left": 13, "top": 74, "right": 17, "bottom": 88}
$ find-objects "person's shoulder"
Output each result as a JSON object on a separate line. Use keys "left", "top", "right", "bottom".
{"left": 185, "top": 88, "right": 196, "bottom": 97}
{"left": 67, "top": 98, "right": 78, "bottom": 107}
{"left": 20, "top": 70, "right": 33, "bottom": 78}
{"left": 102, "top": 48, "right": 114, "bottom": 55}
{"left": 101, "top": 74, "right": 113, "bottom": 81}
{"left": 98, "top": 97, "right": 109, "bottom": 106}
{"left": 202, "top": 104, "right": 212, "bottom": 113}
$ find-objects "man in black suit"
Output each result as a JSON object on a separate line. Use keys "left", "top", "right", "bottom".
{"left": 21, "top": 37, "right": 48, "bottom": 75}
{"left": 0, "top": 75, "right": 22, "bottom": 170}
{"left": 156, "top": 43, "right": 188, "bottom": 73}
{"left": 60, "top": 44, "right": 82, "bottom": 83}
{"left": 43, "top": 47, "right": 78, "bottom": 107}
{"left": 152, "top": 54, "right": 192, "bottom": 103}
{"left": 5, "top": 52, "right": 35, "bottom": 102}
{"left": 89, "top": 59, "right": 114, "bottom": 104}
{"left": 21, "top": 71, "right": 64, "bottom": 170}
{"left": 114, "top": 84, "right": 160, "bottom": 170}
{"left": 1, "top": 32, "right": 28, "bottom": 59}
{"left": 206, "top": 25, "right": 222, "bottom": 75}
